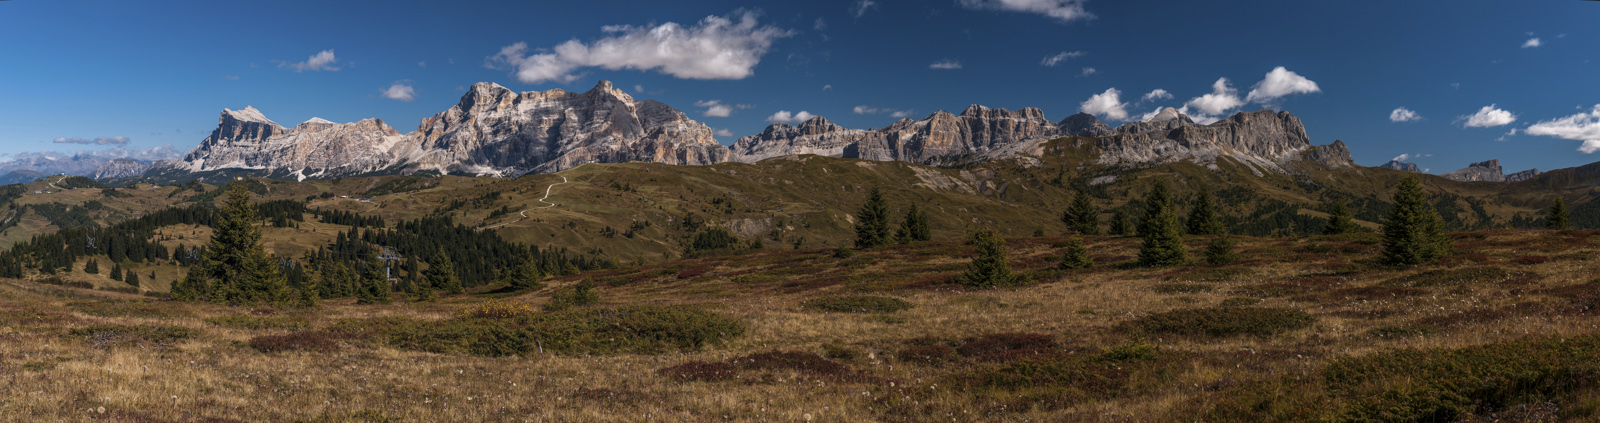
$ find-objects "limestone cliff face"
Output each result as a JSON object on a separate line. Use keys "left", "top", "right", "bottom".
{"left": 1092, "top": 109, "right": 1353, "bottom": 173}
{"left": 91, "top": 158, "right": 151, "bottom": 180}
{"left": 729, "top": 105, "right": 1062, "bottom": 164}
{"left": 1441, "top": 159, "right": 1541, "bottom": 183}
{"left": 158, "top": 81, "right": 727, "bottom": 179}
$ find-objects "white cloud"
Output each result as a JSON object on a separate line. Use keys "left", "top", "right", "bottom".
{"left": 1390, "top": 107, "right": 1421, "bottom": 122}
{"left": 1244, "top": 66, "right": 1321, "bottom": 104}
{"left": 1177, "top": 106, "right": 1223, "bottom": 125}
{"left": 1040, "top": 51, "right": 1085, "bottom": 67}
{"left": 854, "top": 105, "right": 914, "bottom": 118}
{"left": 284, "top": 50, "right": 340, "bottom": 72}
{"left": 713, "top": 128, "right": 736, "bottom": 137}
{"left": 381, "top": 83, "right": 416, "bottom": 102}
{"left": 487, "top": 12, "right": 793, "bottom": 84}
{"left": 1523, "top": 38, "right": 1542, "bottom": 48}
{"left": 929, "top": 60, "right": 962, "bottom": 70}
{"left": 766, "top": 110, "right": 818, "bottom": 124}
{"left": 890, "top": 110, "right": 915, "bottom": 118}
{"left": 1184, "top": 78, "right": 1244, "bottom": 116}
{"left": 418, "top": 61, "right": 427, "bottom": 68}
{"left": 634, "top": 84, "right": 645, "bottom": 93}
{"left": 1079, "top": 88, "right": 1129, "bottom": 121}
{"left": 822, "top": 84, "right": 833, "bottom": 91}
{"left": 1391, "top": 153, "right": 1431, "bottom": 162}
{"left": 52, "top": 136, "right": 130, "bottom": 145}
{"left": 814, "top": 18, "right": 827, "bottom": 30}
{"left": 1451, "top": 82, "right": 1461, "bottom": 89}
{"left": 1141, "top": 89, "right": 1172, "bottom": 102}
{"left": 852, "top": 0, "right": 877, "bottom": 18}
{"left": 958, "top": 0, "right": 1093, "bottom": 23}
{"left": 1526, "top": 105, "right": 1600, "bottom": 153}
{"left": 1462, "top": 104, "right": 1517, "bottom": 128}
{"left": 1079, "top": 67, "right": 1097, "bottom": 77}
{"left": 696, "top": 100, "right": 734, "bottom": 117}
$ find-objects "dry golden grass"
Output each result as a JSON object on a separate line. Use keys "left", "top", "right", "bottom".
{"left": 3, "top": 230, "right": 1600, "bottom": 421}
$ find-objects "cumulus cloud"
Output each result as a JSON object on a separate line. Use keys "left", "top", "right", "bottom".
{"left": 853, "top": 105, "right": 916, "bottom": 118}
{"left": 1244, "top": 67, "right": 1321, "bottom": 104}
{"left": 1177, "top": 106, "right": 1223, "bottom": 125}
{"left": 1390, "top": 107, "right": 1421, "bottom": 122}
{"left": 53, "top": 136, "right": 130, "bottom": 145}
{"left": 487, "top": 11, "right": 793, "bottom": 84}
{"left": 283, "top": 50, "right": 340, "bottom": 72}
{"left": 1462, "top": 105, "right": 1517, "bottom": 128}
{"left": 696, "top": 100, "right": 735, "bottom": 117}
{"left": 634, "top": 84, "right": 645, "bottom": 93}
{"left": 851, "top": 0, "right": 877, "bottom": 18}
{"left": 713, "top": 128, "right": 736, "bottom": 137}
{"left": 1141, "top": 89, "right": 1172, "bottom": 102}
{"left": 1523, "top": 38, "right": 1542, "bottom": 48}
{"left": 766, "top": 110, "right": 818, "bottom": 124}
{"left": 1079, "top": 88, "right": 1129, "bottom": 121}
{"left": 1079, "top": 67, "right": 1097, "bottom": 77}
{"left": 958, "top": 0, "right": 1093, "bottom": 23}
{"left": 822, "top": 84, "right": 833, "bottom": 91}
{"left": 1391, "top": 153, "right": 1431, "bottom": 162}
{"left": 1040, "top": 51, "right": 1085, "bottom": 67}
{"left": 1526, "top": 105, "right": 1600, "bottom": 153}
{"left": 380, "top": 83, "right": 416, "bottom": 102}
{"left": 10, "top": 145, "right": 183, "bottom": 163}
{"left": 929, "top": 60, "right": 962, "bottom": 70}
{"left": 1184, "top": 78, "right": 1244, "bottom": 116}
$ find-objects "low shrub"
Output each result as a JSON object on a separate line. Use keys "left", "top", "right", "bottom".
{"left": 1127, "top": 307, "right": 1314, "bottom": 338}
{"left": 249, "top": 331, "right": 342, "bottom": 353}
{"left": 1380, "top": 266, "right": 1514, "bottom": 288}
{"left": 898, "top": 338, "right": 959, "bottom": 365}
{"left": 799, "top": 295, "right": 914, "bottom": 313}
{"left": 454, "top": 299, "right": 536, "bottom": 319}
{"left": 1170, "top": 267, "right": 1251, "bottom": 282}
{"left": 1512, "top": 255, "right": 1553, "bottom": 265}
{"left": 956, "top": 333, "right": 1056, "bottom": 361}
{"left": 206, "top": 314, "right": 310, "bottom": 331}
{"left": 657, "top": 361, "right": 738, "bottom": 382}
{"left": 69, "top": 324, "right": 199, "bottom": 348}
{"left": 67, "top": 300, "right": 189, "bottom": 318}
{"left": 351, "top": 305, "right": 745, "bottom": 357}
{"left": 1367, "top": 325, "right": 1433, "bottom": 338}
{"left": 1219, "top": 297, "right": 1262, "bottom": 307}
{"left": 733, "top": 351, "right": 849, "bottom": 376}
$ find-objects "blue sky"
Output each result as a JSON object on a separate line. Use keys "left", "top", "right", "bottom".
{"left": 1, "top": 0, "right": 1597, "bottom": 174}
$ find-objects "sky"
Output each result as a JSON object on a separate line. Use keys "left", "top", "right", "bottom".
{"left": 1, "top": 0, "right": 1597, "bottom": 174}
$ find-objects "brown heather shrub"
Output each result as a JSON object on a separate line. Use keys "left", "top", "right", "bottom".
{"left": 956, "top": 333, "right": 1056, "bottom": 361}
{"left": 1512, "top": 255, "right": 1553, "bottom": 265}
{"left": 733, "top": 350, "right": 849, "bottom": 376}
{"left": 799, "top": 295, "right": 913, "bottom": 313}
{"left": 206, "top": 314, "right": 311, "bottom": 331}
{"left": 68, "top": 300, "right": 190, "bottom": 318}
{"left": 1127, "top": 307, "right": 1314, "bottom": 338}
{"left": 1380, "top": 266, "right": 1520, "bottom": 288}
{"left": 898, "top": 338, "right": 959, "bottom": 365}
{"left": 69, "top": 324, "right": 199, "bottom": 348}
{"left": 248, "top": 331, "right": 342, "bottom": 353}
{"left": 1152, "top": 283, "right": 1213, "bottom": 294}
{"left": 453, "top": 299, "right": 536, "bottom": 319}
{"left": 675, "top": 267, "right": 710, "bottom": 279}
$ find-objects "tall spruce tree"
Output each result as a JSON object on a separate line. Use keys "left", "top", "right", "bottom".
{"left": 124, "top": 270, "right": 140, "bottom": 287}
{"left": 895, "top": 203, "right": 932, "bottom": 244}
{"left": 1380, "top": 176, "right": 1450, "bottom": 265}
{"left": 110, "top": 263, "right": 123, "bottom": 281}
{"left": 854, "top": 187, "right": 892, "bottom": 248}
{"left": 194, "top": 183, "right": 290, "bottom": 305}
{"left": 1110, "top": 208, "right": 1134, "bottom": 236}
{"left": 959, "top": 229, "right": 1023, "bottom": 288}
{"left": 505, "top": 255, "right": 544, "bottom": 291}
{"left": 1203, "top": 235, "right": 1241, "bottom": 266}
{"left": 84, "top": 259, "right": 99, "bottom": 274}
{"left": 1547, "top": 197, "right": 1570, "bottom": 230}
{"left": 1186, "top": 189, "right": 1224, "bottom": 235}
{"left": 427, "top": 250, "right": 464, "bottom": 295}
{"left": 1062, "top": 192, "right": 1102, "bottom": 235}
{"left": 356, "top": 259, "right": 391, "bottom": 304}
{"left": 1138, "top": 179, "right": 1188, "bottom": 266}
{"left": 1323, "top": 201, "right": 1359, "bottom": 235}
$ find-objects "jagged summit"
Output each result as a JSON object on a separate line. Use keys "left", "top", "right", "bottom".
{"left": 1146, "top": 107, "right": 1184, "bottom": 122}
{"left": 224, "top": 106, "right": 278, "bottom": 126}
{"left": 303, "top": 117, "right": 335, "bottom": 125}
{"left": 1442, "top": 159, "right": 1541, "bottom": 183}
{"left": 1381, "top": 160, "right": 1421, "bottom": 172}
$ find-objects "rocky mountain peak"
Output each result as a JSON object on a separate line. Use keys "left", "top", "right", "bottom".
{"left": 224, "top": 106, "right": 279, "bottom": 126}
{"left": 1381, "top": 160, "right": 1421, "bottom": 172}
{"left": 1058, "top": 112, "right": 1113, "bottom": 137}
{"left": 1441, "top": 159, "right": 1540, "bottom": 183}
{"left": 796, "top": 116, "right": 841, "bottom": 134}
{"left": 1147, "top": 107, "right": 1185, "bottom": 122}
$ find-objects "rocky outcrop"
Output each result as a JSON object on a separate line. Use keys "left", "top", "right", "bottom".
{"left": 1093, "top": 109, "right": 1353, "bottom": 173}
{"left": 91, "top": 159, "right": 151, "bottom": 180}
{"left": 157, "top": 81, "right": 728, "bottom": 179}
{"left": 1441, "top": 159, "right": 1541, "bottom": 182}
{"left": 1057, "top": 113, "right": 1113, "bottom": 137}
{"left": 729, "top": 104, "right": 1063, "bottom": 164}
{"left": 1112, "top": 107, "right": 1195, "bottom": 135}
{"left": 1381, "top": 160, "right": 1421, "bottom": 172}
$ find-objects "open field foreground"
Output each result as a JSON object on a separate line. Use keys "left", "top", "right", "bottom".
{"left": 4, "top": 229, "right": 1600, "bottom": 422}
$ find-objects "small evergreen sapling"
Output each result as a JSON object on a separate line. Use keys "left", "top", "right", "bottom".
{"left": 1547, "top": 197, "right": 1570, "bottom": 230}
{"left": 959, "top": 229, "right": 1023, "bottom": 288}
{"left": 1058, "top": 237, "right": 1095, "bottom": 269}
{"left": 1061, "top": 192, "right": 1102, "bottom": 235}
{"left": 1110, "top": 208, "right": 1135, "bottom": 236}
{"left": 84, "top": 259, "right": 99, "bottom": 275}
{"left": 1186, "top": 189, "right": 1224, "bottom": 236}
{"left": 1203, "top": 236, "right": 1241, "bottom": 266}
{"left": 1323, "top": 201, "right": 1359, "bottom": 235}
{"left": 1380, "top": 176, "right": 1451, "bottom": 265}
{"left": 854, "top": 187, "right": 893, "bottom": 248}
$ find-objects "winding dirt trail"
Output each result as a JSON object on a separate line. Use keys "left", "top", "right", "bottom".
{"left": 483, "top": 175, "right": 570, "bottom": 230}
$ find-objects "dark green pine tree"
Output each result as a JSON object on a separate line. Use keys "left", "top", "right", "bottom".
{"left": 1138, "top": 179, "right": 1188, "bottom": 266}
{"left": 1323, "top": 201, "right": 1359, "bottom": 235}
{"left": 1058, "top": 236, "right": 1095, "bottom": 269}
{"left": 1110, "top": 208, "right": 1135, "bottom": 236}
{"left": 1547, "top": 197, "right": 1570, "bottom": 230}
{"left": 110, "top": 263, "right": 123, "bottom": 281}
{"left": 1380, "top": 176, "right": 1451, "bottom": 265}
{"left": 356, "top": 259, "right": 391, "bottom": 305}
{"left": 1061, "top": 192, "right": 1102, "bottom": 235}
{"left": 853, "top": 187, "right": 893, "bottom": 248}
{"left": 84, "top": 259, "right": 99, "bottom": 275}
{"left": 895, "top": 203, "right": 932, "bottom": 244}
{"left": 504, "top": 255, "right": 545, "bottom": 292}
{"left": 1203, "top": 235, "right": 1241, "bottom": 266}
{"left": 171, "top": 261, "right": 210, "bottom": 302}
{"left": 959, "top": 229, "right": 1023, "bottom": 288}
{"left": 296, "top": 274, "right": 321, "bottom": 308}
{"left": 427, "top": 251, "right": 464, "bottom": 295}
{"left": 199, "top": 183, "right": 290, "bottom": 305}
{"left": 1186, "top": 189, "right": 1223, "bottom": 236}
{"left": 124, "top": 270, "right": 140, "bottom": 287}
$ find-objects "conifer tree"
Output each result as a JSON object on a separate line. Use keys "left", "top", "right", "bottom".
{"left": 895, "top": 203, "right": 932, "bottom": 243}
{"left": 172, "top": 262, "right": 209, "bottom": 302}
{"left": 356, "top": 259, "right": 391, "bottom": 304}
{"left": 427, "top": 251, "right": 464, "bottom": 295}
{"left": 1547, "top": 197, "right": 1570, "bottom": 230}
{"left": 1186, "top": 189, "right": 1223, "bottom": 236}
{"left": 1138, "top": 179, "right": 1188, "bottom": 266}
{"left": 84, "top": 259, "right": 99, "bottom": 275}
{"left": 854, "top": 187, "right": 892, "bottom": 248}
{"left": 124, "top": 270, "right": 140, "bottom": 287}
{"left": 1058, "top": 236, "right": 1094, "bottom": 269}
{"left": 1110, "top": 208, "right": 1134, "bottom": 236}
{"left": 196, "top": 183, "right": 289, "bottom": 305}
{"left": 1323, "top": 201, "right": 1359, "bottom": 235}
{"left": 959, "top": 229, "right": 1023, "bottom": 288}
{"left": 1380, "top": 176, "right": 1450, "bottom": 265}
{"left": 110, "top": 263, "right": 123, "bottom": 281}
{"left": 1203, "top": 235, "right": 1241, "bottom": 265}
{"left": 505, "top": 255, "right": 544, "bottom": 292}
{"left": 1061, "top": 192, "right": 1102, "bottom": 235}
{"left": 296, "top": 276, "right": 320, "bottom": 308}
